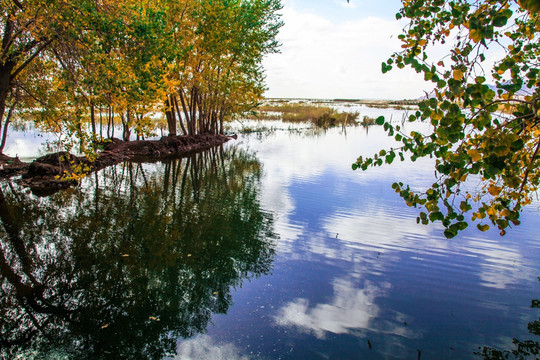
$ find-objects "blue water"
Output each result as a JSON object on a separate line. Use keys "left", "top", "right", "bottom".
{"left": 176, "top": 123, "right": 540, "bottom": 359}
{"left": 1, "top": 113, "right": 540, "bottom": 359}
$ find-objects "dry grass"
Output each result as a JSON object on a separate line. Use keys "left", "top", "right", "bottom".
{"left": 255, "top": 103, "right": 359, "bottom": 127}
{"left": 360, "top": 116, "right": 377, "bottom": 126}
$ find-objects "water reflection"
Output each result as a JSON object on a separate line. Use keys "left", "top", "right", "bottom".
{"left": 201, "top": 125, "right": 540, "bottom": 359}
{"left": 2, "top": 117, "right": 540, "bottom": 358}
{"left": 478, "top": 285, "right": 540, "bottom": 359}
{"left": 0, "top": 146, "right": 276, "bottom": 359}
{"left": 275, "top": 279, "right": 391, "bottom": 338}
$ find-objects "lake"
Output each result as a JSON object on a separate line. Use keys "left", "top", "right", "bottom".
{"left": 1, "top": 104, "right": 540, "bottom": 359}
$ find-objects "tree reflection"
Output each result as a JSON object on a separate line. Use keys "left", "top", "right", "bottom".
{"left": 0, "top": 146, "right": 276, "bottom": 359}
{"left": 477, "top": 281, "right": 540, "bottom": 360}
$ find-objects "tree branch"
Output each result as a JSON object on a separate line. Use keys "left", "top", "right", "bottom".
{"left": 519, "top": 137, "right": 540, "bottom": 195}
{"left": 11, "top": 39, "right": 52, "bottom": 79}
{"left": 11, "top": 0, "right": 23, "bottom": 10}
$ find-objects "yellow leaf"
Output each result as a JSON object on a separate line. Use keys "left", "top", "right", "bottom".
{"left": 500, "top": 209, "right": 511, "bottom": 217}
{"left": 488, "top": 185, "right": 502, "bottom": 196}
{"left": 453, "top": 69, "right": 464, "bottom": 81}
{"left": 418, "top": 39, "right": 427, "bottom": 46}
{"left": 431, "top": 111, "right": 443, "bottom": 121}
{"left": 469, "top": 29, "right": 482, "bottom": 43}
{"left": 467, "top": 149, "right": 482, "bottom": 162}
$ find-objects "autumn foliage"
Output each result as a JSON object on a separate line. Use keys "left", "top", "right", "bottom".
{"left": 0, "top": 0, "right": 282, "bottom": 153}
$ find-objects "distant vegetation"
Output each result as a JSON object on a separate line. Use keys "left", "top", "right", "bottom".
{"left": 360, "top": 116, "right": 377, "bottom": 126}
{"left": 255, "top": 103, "right": 360, "bottom": 127}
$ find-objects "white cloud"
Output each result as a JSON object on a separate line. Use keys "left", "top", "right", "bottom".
{"left": 263, "top": 6, "right": 429, "bottom": 99}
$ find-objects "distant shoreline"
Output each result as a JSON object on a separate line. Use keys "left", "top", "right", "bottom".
{"left": 263, "top": 97, "right": 421, "bottom": 106}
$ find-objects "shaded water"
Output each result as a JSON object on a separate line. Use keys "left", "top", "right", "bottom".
{"left": 1, "top": 113, "right": 540, "bottom": 359}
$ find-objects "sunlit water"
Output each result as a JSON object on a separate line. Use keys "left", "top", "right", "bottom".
{"left": 1, "top": 106, "right": 540, "bottom": 359}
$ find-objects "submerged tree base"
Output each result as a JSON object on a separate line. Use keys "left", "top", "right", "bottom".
{"left": 0, "top": 134, "right": 235, "bottom": 196}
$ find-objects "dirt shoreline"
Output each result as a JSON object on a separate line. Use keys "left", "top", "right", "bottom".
{"left": 0, "top": 134, "right": 234, "bottom": 196}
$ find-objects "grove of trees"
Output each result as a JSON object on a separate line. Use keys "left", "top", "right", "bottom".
{"left": 355, "top": 0, "right": 540, "bottom": 238}
{"left": 0, "top": 0, "right": 282, "bottom": 154}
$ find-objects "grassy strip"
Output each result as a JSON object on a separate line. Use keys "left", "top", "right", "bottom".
{"left": 255, "top": 103, "right": 359, "bottom": 127}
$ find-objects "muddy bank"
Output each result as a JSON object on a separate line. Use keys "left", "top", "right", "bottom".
{"left": 0, "top": 134, "right": 234, "bottom": 196}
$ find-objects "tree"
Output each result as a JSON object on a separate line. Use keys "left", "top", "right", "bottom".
{"left": 0, "top": 0, "right": 282, "bottom": 155}
{"left": 39, "top": 0, "right": 170, "bottom": 145}
{"left": 163, "top": 0, "right": 282, "bottom": 136}
{"left": 353, "top": 1, "right": 540, "bottom": 238}
{"left": 0, "top": 0, "right": 119, "bottom": 154}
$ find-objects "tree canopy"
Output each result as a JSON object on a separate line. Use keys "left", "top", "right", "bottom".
{"left": 353, "top": 0, "right": 540, "bottom": 238}
{"left": 0, "top": 0, "right": 282, "bottom": 155}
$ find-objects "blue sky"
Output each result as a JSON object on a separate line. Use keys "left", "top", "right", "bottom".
{"left": 263, "top": 0, "right": 431, "bottom": 100}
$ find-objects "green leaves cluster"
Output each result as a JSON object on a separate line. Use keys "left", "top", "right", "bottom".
{"left": 354, "top": 0, "right": 540, "bottom": 238}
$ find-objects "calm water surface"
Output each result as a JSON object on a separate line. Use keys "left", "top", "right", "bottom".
{"left": 1, "top": 108, "right": 540, "bottom": 359}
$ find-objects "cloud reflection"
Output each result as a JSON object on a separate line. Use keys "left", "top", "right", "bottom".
{"left": 465, "top": 237, "right": 533, "bottom": 290}
{"left": 274, "top": 278, "right": 413, "bottom": 340}
{"left": 173, "top": 335, "right": 250, "bottom": 360}
{"left": 323, "top": 209, "right": 443, "bottom": 255}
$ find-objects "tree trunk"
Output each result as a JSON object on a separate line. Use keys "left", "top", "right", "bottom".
{"left": 0, "top": 61, "right": 15, "bottom": 154}
{"left": 90, "top": 104, "right": 96, "bottom": 136}
{"left": 172, "top": 95, "right": 187, "bottom": 135}
{"left": 99, "top": 106, "right": 103, "bottom": 139}
{"left": 165, "top": 96, "right": 177, "bottom": 136}
{"left": 122, "top": 111, "right": 131, "bottom": 142}
{"left": 178, "top": 89, "right": 193, "bottom": 135}
{"left": 0, "top": 99, "right": 17, "bottom": 153}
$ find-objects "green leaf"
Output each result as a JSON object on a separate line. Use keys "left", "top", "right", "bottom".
{"left": 492, "top": 15, "right": 508, "bottom": 27}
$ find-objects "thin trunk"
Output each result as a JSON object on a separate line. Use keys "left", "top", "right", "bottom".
{"left": 190, "top": 87, "right": 198, "bottom": 134}
{"left": 122, "top": 111, "right": 131, "bottom": 142}
{"left": 0, "top": 95, "right": 18, "bottom": 153}
{"left": 107, "top": 105, "right": 112, "bottom": 139}
{"left": 111, "top": 110, "right": 115, "bottom": 138}
{"left": 172, "top": 95, "right": 187, "bottom": 135}
{"left": 90, "top": 104, "right": 96, "bottom": 136}
{"left": 178, "top": 89, "right": 192, "bottom": 135}
{"left": 166, "top": 96, "right": 177, "bottom": 136}
{"left": 99, "top": 106, "right": 103, "bottom": 139}
{"left": 90, "top": 104, "right": 96, "bottom": 135}
{"left": 219, "top": 109, "right": 225, "bottom": 135}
